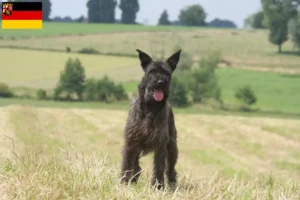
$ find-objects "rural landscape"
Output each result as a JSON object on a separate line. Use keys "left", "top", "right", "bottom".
{"left": 0, "top": 0, "right": 300, "bottom": 199}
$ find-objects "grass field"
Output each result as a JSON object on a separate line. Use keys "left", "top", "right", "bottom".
{"left": 1, "top": 22, "right": 300, "bottom": 199}
{"left": 2, "top": 48, "right": 300, "bottom": 115}
{"left": 0, "top": 105, "right": 300, "bottom": 199}
{"left": 0, "top": 90, "right": 299, "bottom": 198}
{"left": 1, "top": 23, "right": 300, "bottom": 73}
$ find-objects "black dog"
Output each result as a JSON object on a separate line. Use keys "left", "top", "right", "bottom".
{"left": 120, "top": 49, "right": 181, "bottom": 190}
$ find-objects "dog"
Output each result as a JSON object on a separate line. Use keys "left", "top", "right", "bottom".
{"left": 120, "top": 49, "right": 181, "bottom": 190}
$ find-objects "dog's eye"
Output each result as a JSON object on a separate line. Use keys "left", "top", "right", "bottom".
{"left": 163, "top": 71, "right": 170, "bottom": 76}
{"left": 149, "top": 70, "right": 157, "bottom": 74}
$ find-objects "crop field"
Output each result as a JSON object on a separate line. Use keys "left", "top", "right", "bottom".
{"left": 0, "top": 106, "right": 300, "bottom": 199}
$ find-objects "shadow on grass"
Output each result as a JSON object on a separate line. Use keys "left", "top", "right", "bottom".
{"left": 280, "top": 73, "right": 300, "bottom": 79}
{"left": 278, "top": 51, "right": 300, "bottom": 57}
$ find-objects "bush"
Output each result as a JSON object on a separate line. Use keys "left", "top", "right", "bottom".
{"left": 54, "top": 58, "right": 86, "bottom": 101}
{"left": 84, "top": 76, "right": 128, "bottom": 103}
{"left": 172, "top": 45, "right": 193, "bottom": 71}
{"left": 177, "top": 51, "right": 193, "bottom": 71}
{"left": 36, "top": 89, "right": 47, "bottom": 100}
{"left": 187, "top": 52, "right": 222, "bottom": 103}
{"left": 78, "top": 48, "right": 99, "bottom": 55}
{"left": 0, "top": 82, "right": 13, "bottom": 97}
{"left": 66, "top": 46, "right": 71, "bottom": 53}
{"left": 235, "top": 85, "right": 257, "bottom": 107}
{"left": 169, "top": 75, "right": 189, "bottom": 107}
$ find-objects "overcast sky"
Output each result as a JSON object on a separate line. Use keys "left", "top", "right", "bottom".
{"left": 50, "top": 0, "right": 262, "bottom": 28}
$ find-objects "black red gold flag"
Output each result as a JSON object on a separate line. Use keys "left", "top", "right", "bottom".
{"left": 2, "top": 2, "right": 42, "bottom": 29}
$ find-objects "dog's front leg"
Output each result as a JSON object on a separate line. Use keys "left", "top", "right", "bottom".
{"left": 152, "top": 145, "right": 167, "bottom": 190}
{"left": 120, "top": 145, "right": 138, "bottom": 184}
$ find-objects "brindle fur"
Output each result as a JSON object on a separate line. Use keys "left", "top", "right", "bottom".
{"left": 120, "top": 49, "right": 181, "bottom": 190}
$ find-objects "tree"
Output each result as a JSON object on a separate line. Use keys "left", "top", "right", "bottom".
{"left": 207, "top": 18, "right": 237, "bottom": 28}
{"left": 54, "top": 58, "right": 85, "bottom": 100}
{"left": 244, "top": 11, "right": 266, "bottom": 29}
{"left": 289, "top": 15, "right": 300, "bottom": 51}
{"left": 158, "top": 10, "right": 171, "bottom": 25}
{"left": 75, "top": 15, "right": 85, "bottom": 23}
{"left": 179, "top": 4, "right": 206, "bottom": 26}
{"left": 42, "top": 0, "right": 51, "bottom": 21}
{"left": 187, "top": 52, "right": 222, "bottom": 103}
{"left": 87, "top": 0, "right": 117, "bottom": 23}
{"left": 119, "top": 0, "right": 139, "bottom": 24}
{"left": 262, "top": 0, "right": 297, "bottom": 53}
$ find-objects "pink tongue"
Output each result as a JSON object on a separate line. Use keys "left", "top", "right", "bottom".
{"left": 153, "top": 89, "right": 164, "bottom": 101}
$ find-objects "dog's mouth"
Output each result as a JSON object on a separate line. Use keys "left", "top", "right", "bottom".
{"left": 153, "top": 89, "right": 164, "bottom": 102}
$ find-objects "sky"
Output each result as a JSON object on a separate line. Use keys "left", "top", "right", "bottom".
{"left": 50, "top": 0, "right": 262, "bottom": 28}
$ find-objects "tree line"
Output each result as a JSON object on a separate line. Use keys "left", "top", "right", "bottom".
{"left": 5, "top": 0, "right": 235, "bottom": 28}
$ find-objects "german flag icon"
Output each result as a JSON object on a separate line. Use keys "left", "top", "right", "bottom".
{"left": 2, "top": 2, "right": 42, "bottom": 29}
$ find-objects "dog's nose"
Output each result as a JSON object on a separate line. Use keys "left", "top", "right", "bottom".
{"left": 157, "top": 80, "right": 164, "bottom": 85}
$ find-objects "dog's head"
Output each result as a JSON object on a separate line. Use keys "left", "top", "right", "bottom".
{"left": 136, "top": 49, "right": 181, "bottom": 104}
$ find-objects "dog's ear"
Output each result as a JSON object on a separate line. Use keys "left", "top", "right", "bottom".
{"left": 166, "top": 50, "right": 181, "bottom": 71}
{"left": 136, "top": 49, "right": 153, "bottom": 71}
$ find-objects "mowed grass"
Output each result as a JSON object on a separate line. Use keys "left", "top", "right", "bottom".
{"left": 0, "top": 22, "right": 194, "bottom": 39}
{"left": 2, "top": 49, "right": 300, "bottom": 114}
{"left": 0, "top": 106, "right": 300, "bottom": 199}
{"left": 1, "top": 24, "right": 300, "bottom": 72}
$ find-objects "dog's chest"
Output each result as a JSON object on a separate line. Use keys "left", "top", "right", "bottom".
{"left": 138, "top": 113, "right": 169, "bottom": 145}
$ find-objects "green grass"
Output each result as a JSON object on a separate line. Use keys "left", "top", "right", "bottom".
{"left": 0, "top": 22, "right": 197, "bottom": 39}
{"left": 216, "top": 68, "right": 300, "bottom": 113}
{"left": 124, "top": 68, "right": 300, "bottom": 114}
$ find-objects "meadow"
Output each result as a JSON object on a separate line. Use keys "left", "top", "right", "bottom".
{"left": 1, "top": 48, "right": 300, "bottom": 115}
{"left": 0, "top": 105, "right": 300, "bottom": 199}
{"left": 0, "top": 22, "right": 300, "bottom": 199}
{"left": 1, "top": 23, "right": 300, "bottom": 73}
